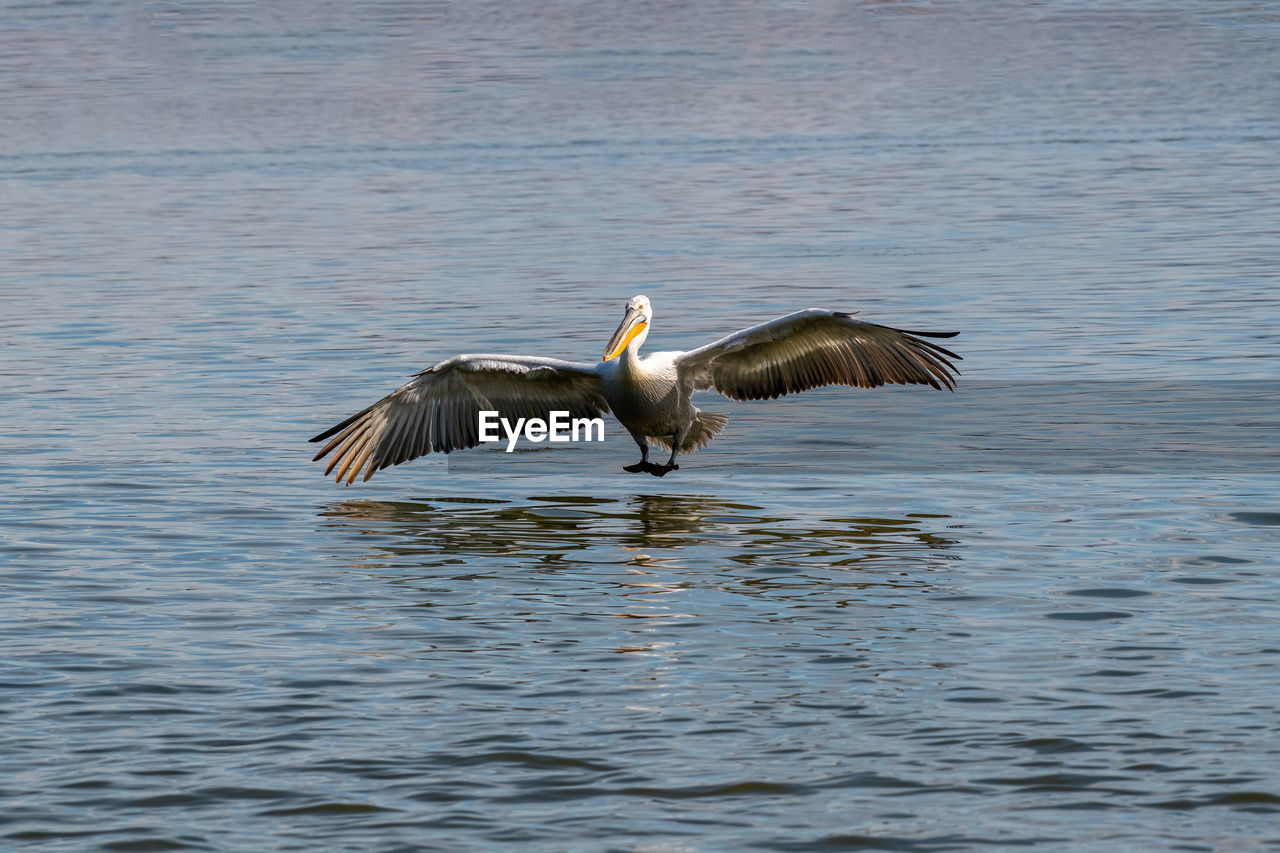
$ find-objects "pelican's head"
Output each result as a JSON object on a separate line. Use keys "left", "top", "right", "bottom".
{"left": 603, "top": 295, "right": 652, "bottom": 362}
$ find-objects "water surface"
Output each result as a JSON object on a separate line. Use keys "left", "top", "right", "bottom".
{"left": 3, "top": 1, "right": 1279, "bottom": 850}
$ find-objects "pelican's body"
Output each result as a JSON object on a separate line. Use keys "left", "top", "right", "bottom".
{"left": 312, "top": 295, "right": 961, "bottom": 481}
{"left": 597, "top": 338, "right": 730, "bottom": 475}
{"left": 601, "top": 350, "right": 682, "bottom": 439}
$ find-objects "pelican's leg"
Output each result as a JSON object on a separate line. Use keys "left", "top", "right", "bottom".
{"left": 649, "top": 428, "right": 684, "bottom": 477}
{"left": 622, "top": 432, "right": 652, "bottom": 473}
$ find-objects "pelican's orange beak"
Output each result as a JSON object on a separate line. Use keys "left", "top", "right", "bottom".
{"left": 603, "top": 308, "right": 647, "bottom": 362}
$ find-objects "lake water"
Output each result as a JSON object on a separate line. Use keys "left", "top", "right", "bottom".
{"left": 3, "top": 1, "right": 1280, "bottom": 850}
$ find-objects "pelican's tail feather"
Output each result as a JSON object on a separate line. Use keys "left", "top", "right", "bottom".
{"left": 648, "top": 410, "right": 730, "bottom": 453}
{"left": 685, "top": 410, "right": 730, "bottom": 451}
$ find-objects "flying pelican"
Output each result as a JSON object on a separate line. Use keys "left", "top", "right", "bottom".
{"left": 311, "top": 296, "right": 961, "bottom": 482}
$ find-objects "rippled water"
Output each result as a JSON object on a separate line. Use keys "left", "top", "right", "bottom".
{"left": 4, "top": 1, "right": 1280, "bottom": 850}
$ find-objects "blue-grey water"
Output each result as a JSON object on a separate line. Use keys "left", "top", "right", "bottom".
{"left": 3, "top": 1, "right": 1280, "bottom": 850}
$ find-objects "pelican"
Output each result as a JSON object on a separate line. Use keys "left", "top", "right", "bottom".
{"left": 311, "top": 296, "right": 961, "bottom": 482}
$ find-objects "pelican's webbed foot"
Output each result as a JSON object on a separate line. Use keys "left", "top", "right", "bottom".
{"left": 623, "top": 460, "right": 679, "bottom": 476}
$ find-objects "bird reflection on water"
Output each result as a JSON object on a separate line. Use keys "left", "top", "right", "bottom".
{"left": 318, "top": 494, "right": 958, "bottom": 588}
{"left": 318, "top": 495, "right": 959, "bottom": 687}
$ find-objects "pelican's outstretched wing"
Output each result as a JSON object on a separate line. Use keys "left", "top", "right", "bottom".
{"left": 676, "top": 309, "right": 960, "bottom": 401}
{"left": 311, "top": 355, "right": 607, "bottom": 483}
